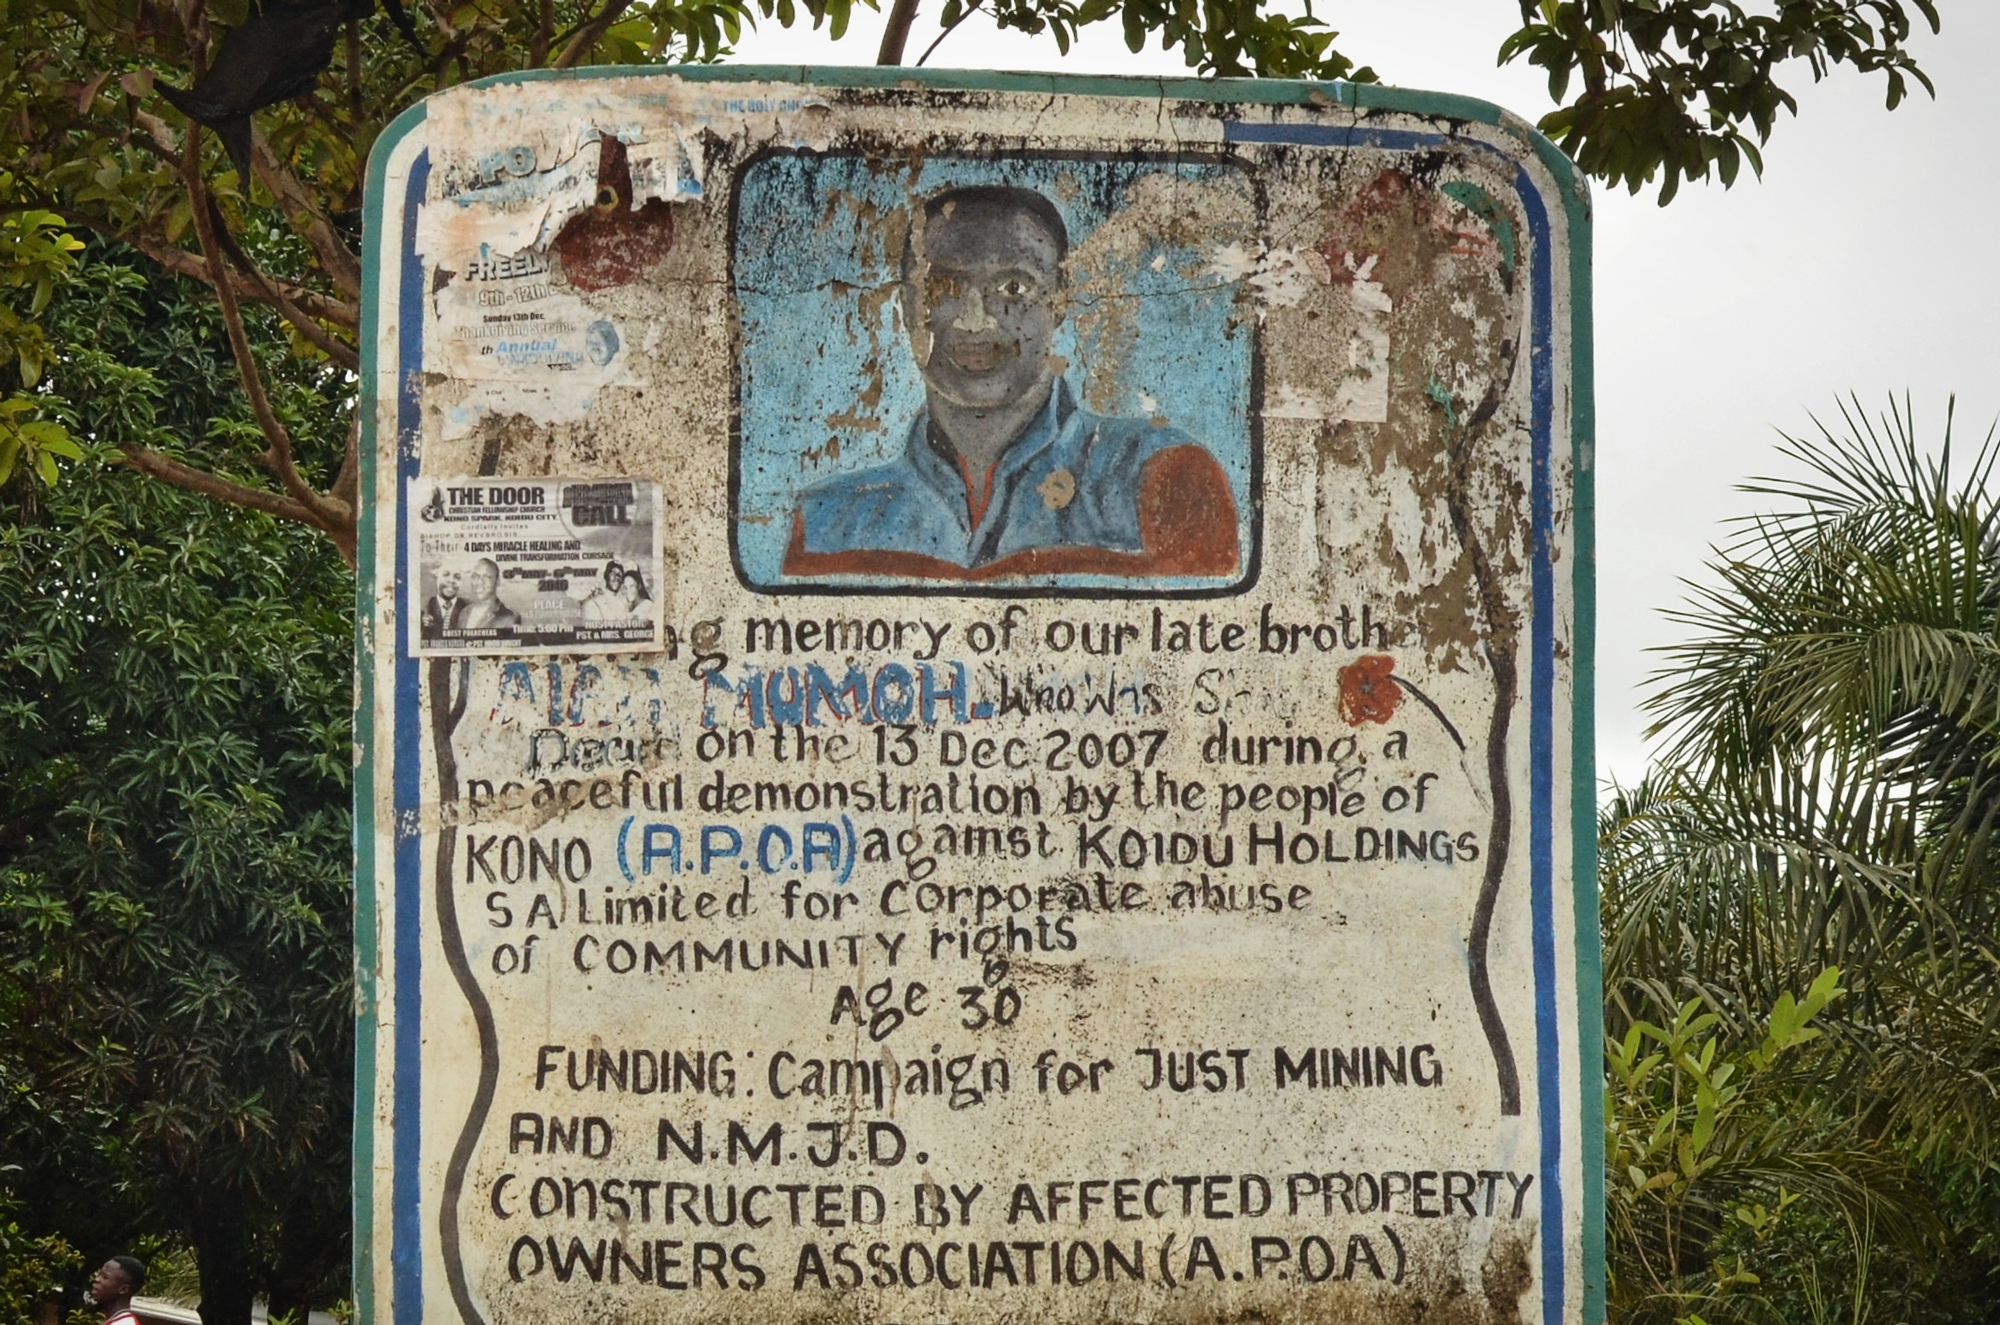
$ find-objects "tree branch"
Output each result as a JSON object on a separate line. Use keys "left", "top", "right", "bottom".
{"left": 916, "top": 0, "right": 981, "bottom": 65}
{"left": 118, "top": 445, "right": 322, "bottom": 527}
{"left": 345, "top": 20, "right": 365, "bottom": 126}
{"left": 183, "top": 136, "right": 353, "bottom": 540}
{"left": 70, "top": 215, "right": 361, "bottom": 330}
{"left": 134, "top": 109, "right": 182, "bottom": 159}
{"left": 382, "top": 30, "right": 476, "bottom": 112}
{"left": 250, "top": 127, "right": 363, "bottom": 301}
{"left": 203, "top": 197, "right": 361, "bottom": 373}
{"left": 877, "top": 0, "right": 922, "bottom": 65}
{"left": 93, "top": 0, "right": 357, "bottom": 566}
{"left": 324, "top": 420, "right": 361, "bottom": 565}
{"left": 553, "top": 0, "right": 638, "bottom": 69}
{"left": 530, "top": 0, "right": 555, "bottom": 67}
{"left": 330, "top": 418, "right": 360, "bottom": 515}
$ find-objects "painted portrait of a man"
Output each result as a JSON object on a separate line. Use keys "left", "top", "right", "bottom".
{"left": 733, "top": 154, "right": 1259, "bottom": 594}
{"left": 782, "top": 186, "right": 1239, "bottom": 582}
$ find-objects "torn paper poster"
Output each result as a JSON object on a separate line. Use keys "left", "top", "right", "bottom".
{"left": 428, "top": 247, "right": 639, "bottom": 388}
{"left": 433, "top": 381, "right": 603, "bottom": 442}
{"left": 407, "top": 476, "right": 663, "bottom": 656}
{"left": 415, "top": 126, "right": 700, "bottom": 259}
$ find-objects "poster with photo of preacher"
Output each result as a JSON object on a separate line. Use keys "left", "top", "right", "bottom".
{"left": 408, "top": 476, "right": 663, "bottom": 655}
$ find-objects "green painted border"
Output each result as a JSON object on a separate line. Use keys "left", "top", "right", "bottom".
{"left": 354, "top": 92, "right": 424, "bottom": 1325}
{"left": 1492, "top": 113, "right": 1602, "bottom": 1325}
{"left": 354, "top": 63, "right": 1601, "bottom": 1325}
{"left": 1546, "top": 132, "right": 1604, "bottom": 1325}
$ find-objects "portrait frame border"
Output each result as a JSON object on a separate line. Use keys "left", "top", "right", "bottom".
{"left": 723, "top": 141, "right": 1269, "bottom": 600}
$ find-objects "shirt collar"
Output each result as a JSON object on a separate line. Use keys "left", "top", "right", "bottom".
{"left": 907, "top": 379, "right": 1077, "bottom": 517}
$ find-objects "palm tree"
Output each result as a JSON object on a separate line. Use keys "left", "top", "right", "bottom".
{"left": 1598, "top": 398, "right": 2000, "bottom": 1320}
{"left": 1614, "top": 396, "right": 2000, "bottom": 1153}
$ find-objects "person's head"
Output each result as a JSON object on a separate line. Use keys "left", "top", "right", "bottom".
{"left": 602, "top": 560, "right": 625, "bottom": 594}
{"left": 902, "top": 186, "right": 1068, "bottom": 412}
{"left": 433, "top": 566, "right": 460, "bottom": 601}
{"left": 89, "top": 1257, "right": 145, "bottom": 1311}
{"left": 618, "top": 568, "right": 646, "bottom": 606}
{"left": 464, "top": 559, "right": 500, "bottom": 602}
{"left": 585, "top": 320, "right": 619, "bottom": 367}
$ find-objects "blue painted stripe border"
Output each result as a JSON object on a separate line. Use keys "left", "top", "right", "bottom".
{"left": 390, "top": 151, "right": 431, "bottom": 1325}
{"left": 1522, "top": 160, "right": 1565, "bottom": 1325}
{"left": 1226, "top": 120, "right": 1569, "bottom": 1325}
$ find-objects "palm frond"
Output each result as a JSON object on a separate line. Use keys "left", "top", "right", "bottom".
{"left": 1609, "top": 396, "right": 2000, "bottom": 1161}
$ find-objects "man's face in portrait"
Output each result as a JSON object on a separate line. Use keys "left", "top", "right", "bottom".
{"left": 585, "top": 320, "right": 619, "bottom": 367}
{"left": 464, "top": 560, "right": 499, "bottom": 603}
{"left": 434, "top": 567, "right": 460, "bottom": 602}
{"left": 905, "top": 196, "right": 1065, "bottom": 412}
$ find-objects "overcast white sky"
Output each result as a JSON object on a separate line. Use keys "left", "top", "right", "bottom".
{"left": 726, "top": 1, "right": 2000, "bottom": 787}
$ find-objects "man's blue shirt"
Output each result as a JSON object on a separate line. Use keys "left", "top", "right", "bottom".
{"left": 791, "top": 379, "right": 1205, "bottom": 569}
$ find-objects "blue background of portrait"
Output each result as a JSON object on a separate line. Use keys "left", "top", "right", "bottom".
{"left": 731, "top": 151, "right": 1258, "bottom": 592}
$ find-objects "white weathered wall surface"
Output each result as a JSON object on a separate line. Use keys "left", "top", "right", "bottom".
{"left": 358, "top": 70, "right": 1591, "bottom": 1325}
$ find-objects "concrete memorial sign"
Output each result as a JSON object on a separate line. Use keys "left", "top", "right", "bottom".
{"left": 357, "top": 67, "right": 1599, "bottom": 1325}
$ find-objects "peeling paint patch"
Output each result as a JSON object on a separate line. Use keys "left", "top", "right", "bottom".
{"left": 1204, "top": 242, "right": 1328, "bottom": 310}
{"left": 552, "top": 136, "right": 676, "bottom": 292}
